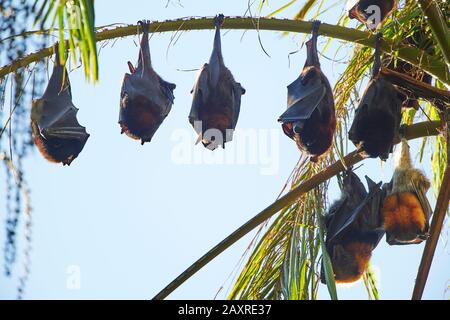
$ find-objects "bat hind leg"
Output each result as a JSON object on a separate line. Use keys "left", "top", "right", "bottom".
{"left": 141, "top": 137, "right": 152, "bottom": 145}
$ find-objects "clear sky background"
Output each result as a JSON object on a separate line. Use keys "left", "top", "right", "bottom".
{"left": 0, "top": 0, "right": 449, "bottom": 300}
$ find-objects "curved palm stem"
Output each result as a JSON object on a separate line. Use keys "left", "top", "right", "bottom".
{"left": 152, "top": 120, "right": 441, "bottom": 300}
{"left": 0, "top": 17, "right": 448, "bottom": 84}
{"left": 412, "top": 112, "right": 450, "bottom": 300}
{"left": 417, "top": 0, "right": 450, "bottom": 68}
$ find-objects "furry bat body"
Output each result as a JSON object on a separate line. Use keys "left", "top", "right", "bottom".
{"left": 278, "top": 21, "right": 336, "bottom": 162}
{"left": 382, "top": 139, "right": 432, "bottom": 245}
{"left": 349, "top": 34, "right": 403, "bottom": 161}
{"left": 189, "top": 14, "right": 246, "bottom": 150}
{"left": 322, "top": 170, "right": 385, "bottom": 284}
{"left": 347, "top": 0, "right": 397, "bottom": 29}
{"left": 31, "top": 46, "right": 90, "bottom": 166}
{"left": 119, "top": 20, "right": 176, "bottom": 145}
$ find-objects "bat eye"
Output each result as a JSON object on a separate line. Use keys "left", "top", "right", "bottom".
{"left": 293, "top": 124, "right": 302, "bottom": 134}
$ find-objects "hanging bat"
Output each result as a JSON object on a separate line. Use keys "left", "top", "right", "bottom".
{"left": 278, "top": 20, "right": 336, "bottom": 163}
{"left": 348, "top": 33, "right": 403, "bottom": 161}
{"left": 381, "top": 139, "right": 432, "bottom": 245}
{"left": 31, "top": 45, "right": 90, "bottom": 166}
{"left": 347, "top": 0, "right": 397, "bottom": 29}
{"left": 321, "top": 170, "right": 385, "bottom": 284}
{"left": 189, "top": 14, "right": 246, "bottom": 150}
{"left": 119, "top": 20, "right": 176, "bottom": 145}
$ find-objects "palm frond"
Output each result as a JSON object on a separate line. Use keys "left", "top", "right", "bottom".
{"left": 33, "top": 0, "right": 98, "bottom": 81}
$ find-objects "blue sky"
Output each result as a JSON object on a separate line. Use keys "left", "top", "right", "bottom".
{"left": 0, "top": 0, "right": 449, "bottom": 300}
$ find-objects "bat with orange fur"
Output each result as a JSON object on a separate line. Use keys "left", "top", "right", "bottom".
{"left": 189, "top": 14, "right": 246, "bottom": 150}
{"left": 382, "top": 139, "right": 432, "bottom": 245}
{"left": 119, "top": 20, "right": 176, "bottom": 145}
{"left": 321, "top": 170, "right": 385, "bottom": 284}
{"left": 31, "top": 45, "right": 90, "bottom": 166}
{"left": 278, "top": 21, "right": 336, "bottom": 162}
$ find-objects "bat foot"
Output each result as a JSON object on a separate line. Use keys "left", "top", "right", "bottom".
{"left": 293, "top": 122, "right": 303, "bottom": 134}
{"left": 127, "top": 61, "right": 136, "bottom": 74}
{"left": 214, "top": 14, "right": 225, "bottom": 28}
{"left": 311, "top": 20, "right": 321, "bottom": 36}
{"left": 137, "top": 20, "right": 151, "bottom": 30}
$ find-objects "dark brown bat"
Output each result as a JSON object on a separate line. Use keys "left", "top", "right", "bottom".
{"left": 321, "top": 170, "right": 385, "bottom": 284}
{"left": 119, "top": 20, "right": 176, "bottom": 145}
{"left": 381, "top": 139, "right": 432, "bottom": 245}
{"left": 278, "top": 21, "right": 336, "bottom": 163}
{"left": 347, "top": 0, "right": 397, "bottom": 29}
{"left": 31, "top": 45, "right": 90, "bottom": 166}
{"left": 348, "top": 33, "right": 403, "bottom": 161}
{"left": 189, "top": 14, "right": 246, "bottom": 150}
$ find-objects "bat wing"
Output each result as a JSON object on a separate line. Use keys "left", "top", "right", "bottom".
{"left": 326, "top": 201, "right": 367, "bottom": 244}
{"left": 36, "top": 64, "right": 88, "bottom": 143}
{"left": 230, "top": 82, "right": 244, "bottom": 130}
{"left": 279, "top": 73, "right": 326, "bottom": 123}
{"left": 189, "top": 64, "right": 210, "bottom": 132}
{"left": 349, "top": 78, "right": 401, "bottom": 159}
{"left": 327, "top": 178, "right": 382, "bottom": 244}
{"left": 363, "top": 176, "right": 384, "bottom": 230}
{"left": 411, "top": 177, "right": 433, "bottom": 231}
{"left": 158, "top": 77, "right": 176, "bottom": 116}
{"left": 354, "top": 80, "right": 377, "bottom": 117}
{"left": 325, "top": 197, "right": 354, "bottom": 243}
{"left": 39, "top": 101, "right": 89, "bottom": 141}
{"left": 325, "top": 170, "right": 366, "bottom": 243}
{"left": 361, "top": 176, "right": 385, "bottom": 247}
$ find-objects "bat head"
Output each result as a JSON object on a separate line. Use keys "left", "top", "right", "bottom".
{"left": 331, "top": 242, "right": 372, "bottom": 284}
{"left": 386, "top": 230, "right": 429, "bottom": 245}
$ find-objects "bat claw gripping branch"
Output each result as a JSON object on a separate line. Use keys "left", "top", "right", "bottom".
{"left": 311, "top": 20, "right": 321, "bottom": 38}
{"left": 137, "top": 20, "right": 151, "bottom": 33}
{"left": 214, "top": 14, "right": 225, "bottom": 28}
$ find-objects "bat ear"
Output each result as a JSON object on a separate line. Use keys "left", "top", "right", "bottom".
{"left": 127, "top": 61, "right": 136, "bottom": 74}
{"left": 237, "top": 83, "right": 246, "bottom": 95}
{"left": 364, "top": 175, "right": 381, "bottom": 189}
